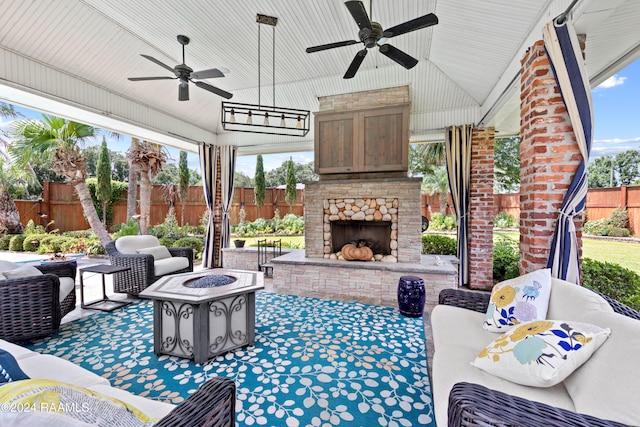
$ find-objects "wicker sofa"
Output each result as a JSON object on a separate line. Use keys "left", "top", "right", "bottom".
{"left": 105, "top": 235, "right": 194, "bottom": 295}
{"left": 431, "top": 278, "right": 640, "bottom": 427}
{"left": 0, "top": 338, "right": 235, "bottom": 426}
{"left": 0, "top": 260, "right": 77, "bottom": 342}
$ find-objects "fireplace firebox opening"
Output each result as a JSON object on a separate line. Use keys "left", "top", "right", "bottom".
{"left": 330, "top": 220, "right": 391, "bottom": 256}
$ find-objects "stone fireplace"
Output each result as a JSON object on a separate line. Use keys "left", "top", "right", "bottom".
{"left": 305, "top": 178, "right": 422, "bottom": 263}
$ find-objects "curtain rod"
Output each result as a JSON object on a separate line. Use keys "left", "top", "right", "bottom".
{"left": 556, "top": 0, "right": 580, "bottom": 24}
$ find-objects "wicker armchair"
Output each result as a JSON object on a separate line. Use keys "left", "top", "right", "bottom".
{"left": 155, "top": 376, "right": 236, "bottom": 427}
{"left": 438, "top": 287, "right": 639, "bottom": 427}
{"left": 105, "top": 236, "right": 194, "bottom": 295}
{"left": 0, "top": 261, "right": 77, "bottom": 342}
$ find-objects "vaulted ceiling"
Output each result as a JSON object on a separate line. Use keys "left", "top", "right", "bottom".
{"left": 1, "top": 0, "right": 639, "bottom": 155}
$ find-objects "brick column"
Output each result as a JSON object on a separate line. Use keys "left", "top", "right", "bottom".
{"left": 519, "top": 39, "right": 585, "bottom": 274}
{"left": 469, "top": 127, "right": 495, "bottom": 290}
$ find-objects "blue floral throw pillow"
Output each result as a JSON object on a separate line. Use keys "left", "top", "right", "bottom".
{"left": 0, "top": 349, "right": 30, "bottom": 384}
{"left": 483, "top": 268, "right": 552, "bottom": 333}
{"left": 472, "top": 320, "right": 610, "bottom": 387}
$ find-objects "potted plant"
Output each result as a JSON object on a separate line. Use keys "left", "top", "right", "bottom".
{"left": 234, "top": 239, "right": 246, "bottom": 248}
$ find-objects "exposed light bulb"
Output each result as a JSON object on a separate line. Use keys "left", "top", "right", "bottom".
{"left": 247, "top": 111, "right": 253, "bottom": 125}
{"left": 280, "top": 114, "right": 286, "bottom": 127}
{"left": 230, "top": 109, "right": 236, "bottom": 123}
{"left": 296, "top": 115, "right": 302, "bottom": 129}
{"left": 263, "top": 112, "right": 270, "bottom": 126}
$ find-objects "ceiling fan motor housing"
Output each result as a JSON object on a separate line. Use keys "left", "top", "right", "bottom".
{"left": 360, "top": 22, "right": 383, "bottom": 48}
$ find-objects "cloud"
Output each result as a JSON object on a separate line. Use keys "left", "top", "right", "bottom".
{"left": 596, "top": 75, "right": 627, "bottom": 89}
{"left": 590, "top": 137, "right": 640, "bottom": 159}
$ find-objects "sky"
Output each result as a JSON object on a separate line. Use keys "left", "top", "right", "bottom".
{"left": 1, "top": 58, "right": 639, "bottom": 177}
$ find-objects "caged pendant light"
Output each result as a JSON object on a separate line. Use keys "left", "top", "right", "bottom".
{"left": 221, "top": 14, "right": 310, "bottom": 137}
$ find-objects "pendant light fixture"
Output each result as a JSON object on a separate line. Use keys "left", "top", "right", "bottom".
{"left": 221, "top": 14, "right": 310, "bottom": 137}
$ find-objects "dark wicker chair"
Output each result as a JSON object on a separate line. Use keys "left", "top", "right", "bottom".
{"left": 439, "top": 287, "right": 639, "bottom": 427}
{"left": 105, "top": 239, "right": 194, "bottom": 295}
{"left": 0, "top": 261, "right": 77, "bottom": 343}
{"left": 155, "top": 376, "right": 236, "bottom": 427}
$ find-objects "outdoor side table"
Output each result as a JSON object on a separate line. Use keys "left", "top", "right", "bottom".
{"left": 79, "top": 264, "right": 132, "bottom": 312}
{"left": 139, "top": 269, "right": 264, "bottom": 364}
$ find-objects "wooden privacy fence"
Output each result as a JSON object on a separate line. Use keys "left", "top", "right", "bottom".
{"left": 13, "top": 182, "right": 639, "bottom": 235}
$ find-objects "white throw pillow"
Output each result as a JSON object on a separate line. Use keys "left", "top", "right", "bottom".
{"left": 137, "top": 245, "right": 171, "bottom": 260}
{"left": 472, "top": 319, "right": 610, "bottom": 387}
{"left": 483, "top": 268, "right": 552, "bottom": 332}
{"left": 3, "top": 265, "right": 43, "bottom": 280}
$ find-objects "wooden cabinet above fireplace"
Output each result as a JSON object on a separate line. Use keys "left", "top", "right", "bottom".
{"left": 314, "top": 103, "right": 409, "bottom": 178}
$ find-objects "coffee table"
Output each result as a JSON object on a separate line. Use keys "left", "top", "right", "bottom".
{"left": 139, "top": 269, "right": 264, "bottom": 364}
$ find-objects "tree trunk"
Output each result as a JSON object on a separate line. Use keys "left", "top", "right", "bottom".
{"left": 0, "top": 190, "right": 24, "bottom": 234}
{"left": 138, "top": 170, "right": 151, "bottom": 235}
{"left": 127, "top": 139, "right": 140, "bottom": 220}
{"left": 74, "top": 181, "right": 111, "bottom": 246}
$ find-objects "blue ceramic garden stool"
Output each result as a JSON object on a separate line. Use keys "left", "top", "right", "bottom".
{"left": 397, "top": 276, "right": 426, "bottom": 318}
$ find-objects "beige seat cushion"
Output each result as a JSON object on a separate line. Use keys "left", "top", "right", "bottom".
{"left": 154, "top": 257, "right": 190, "bottom": 277}
{"left": 58, "top": 277, "right": 75, "bottom": 303}
{"left": 564, "top": 310, "right": 640, "bottom": 426}
{"left": 115, "top": 235, "right": 162, "bottom": 255}
{"left": 88, "top": 384, "right": 175, "bottom": 419}
{"left": 16, "top": 354, "right": 110, "bottom": 388}
{"left": 431, "top": 305, "right": 576, "bottom": 427}
{"left": 547, "top": 278, "right": 613, "bottom": 320}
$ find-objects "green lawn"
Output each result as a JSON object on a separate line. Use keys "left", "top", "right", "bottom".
{"left": 494, "top": 231, "right": 640, "bottom": 275}
{"left": 234, "top": 235, "right": 305, "bottom": 248}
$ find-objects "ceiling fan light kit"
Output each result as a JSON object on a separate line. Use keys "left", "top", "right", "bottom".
{"left": 221, "top": 14, "right": 310, "bottom": 137}
{"left": 306, "top": 0, "right": 438, "bottom": 79}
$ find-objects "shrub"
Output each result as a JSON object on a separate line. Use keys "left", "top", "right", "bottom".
{"left": 158, "top": 237, "right": 176, "bottom": 247}
{"left": 582, "top": 258, "right": 640, "bottom": 311}
{"left": 112, "top": 220, "right": 140, "bottom": 238}
{"left": 173, "top": 237, "right": 204, "bottom": 259}
{"left": 9, "top": 234, "right": 26, "bottom": 252}
{"left": 493, "top": 235, "right": 520, "bottom": 282}
{"left": 63, "top": 230, "right": 94, "bottom": 239}
{"left": 428, "top": 212, "right": 457, "bottom": 231}
{"left": 0, "top": 235, "right": 13, "bottom": 250}
{"left": 609, "top": 207, "right": 629, "bottom": 229}
{"left": 275, "top": 214, "right": 305, "bottom": 235}
{"left": 37, "top": 235, "right": 70, "bottom": 254}
{"left": 583, "top": 218, "right": 611, "bottom": 236}
{"left": 85, "top": 238, "right": 106, "bottom": 256}
{"left": 421, "top": 234, "right": 456, "bottom": 255}
{"left": 22, "top": 233, "right": 48, "bottom": 252}
{"left": 494, "top": 211, "right": 516, "bottom": 228}
{"left": 608, "top": 227, "right": 631, "bottom": 238}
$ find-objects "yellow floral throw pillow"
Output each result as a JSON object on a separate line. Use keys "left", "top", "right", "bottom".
{"left": 483, "top": 268, "right": 552, "bottom": 332}
{"left": 472, "top": 320, "right": 610, "bottom": 387}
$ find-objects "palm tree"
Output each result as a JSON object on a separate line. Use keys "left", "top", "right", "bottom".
{"left": 0, "top": 102, "right": 25, "bottom": 233}
{"left": 126, "top": 137, "right": 140, "bottom": 220}
{"left": 127, "top": 140, "right": 168, "bottom": 235}
{"left": 9, "top": 115, "right": 112, "bottom": 245}
{"left": 422, "top": 165, "right": 451, "bottom": 214}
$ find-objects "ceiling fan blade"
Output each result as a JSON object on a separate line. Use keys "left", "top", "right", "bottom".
{"left": 194, "top": 81, "right": 233, "bottom": 99}
{"left": 379, "top": 44, "right": 418, "bottom": 69}
{"left": 383, "top": 13, "right": 439, "bottom": 38}
{"left": 190, "top": 68, "right": 226, "bottom": 79}
{"left": 344, "top": 49, "right": 368, "bottom": 79}
{"left": 345, "top": 1, "right": 372, "bottom": 31}
{"left": 306, "top": 40, "right": 360, "bottom": 53}
{"left": 179, "top": 83, "right": 189, "bottom": 101}
{"left": 128, "top": 76, "right": 175, "bottom": 81}
{"left": 140, "top": 54, "right": 175, "bottom": 73}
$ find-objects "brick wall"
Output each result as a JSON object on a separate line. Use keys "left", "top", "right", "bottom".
{"left": 469, "top": 127, "right": 495, "bottom": 289}
{"left": 318, "top": 86, "right": 410, "bottom": 111}
{"left": 519, "top": 39, "right": 585, "bottom": 274}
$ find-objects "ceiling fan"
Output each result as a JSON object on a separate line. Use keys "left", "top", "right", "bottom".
{"left": 128, "top": 35, "right": 233, "bottom": 101}
{"left": 306, "top": 1, "right": 438, "bottom": 79}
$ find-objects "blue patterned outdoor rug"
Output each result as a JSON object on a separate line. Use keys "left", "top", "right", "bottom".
{"left": 27, "top": 291, "right": 435, "bottom": 426}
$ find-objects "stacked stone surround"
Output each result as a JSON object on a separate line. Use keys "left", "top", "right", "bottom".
{"left": 469, "top": 127, "right": 496, "bottom": 290}
{"left": 305, "top": 178, "right": 422, "bottom": 263}
{"left": 519, "top": 38, "right": 585, "bottom": 274}
{"left": 323, "top": 197, "right": 399, "bottom": 262}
